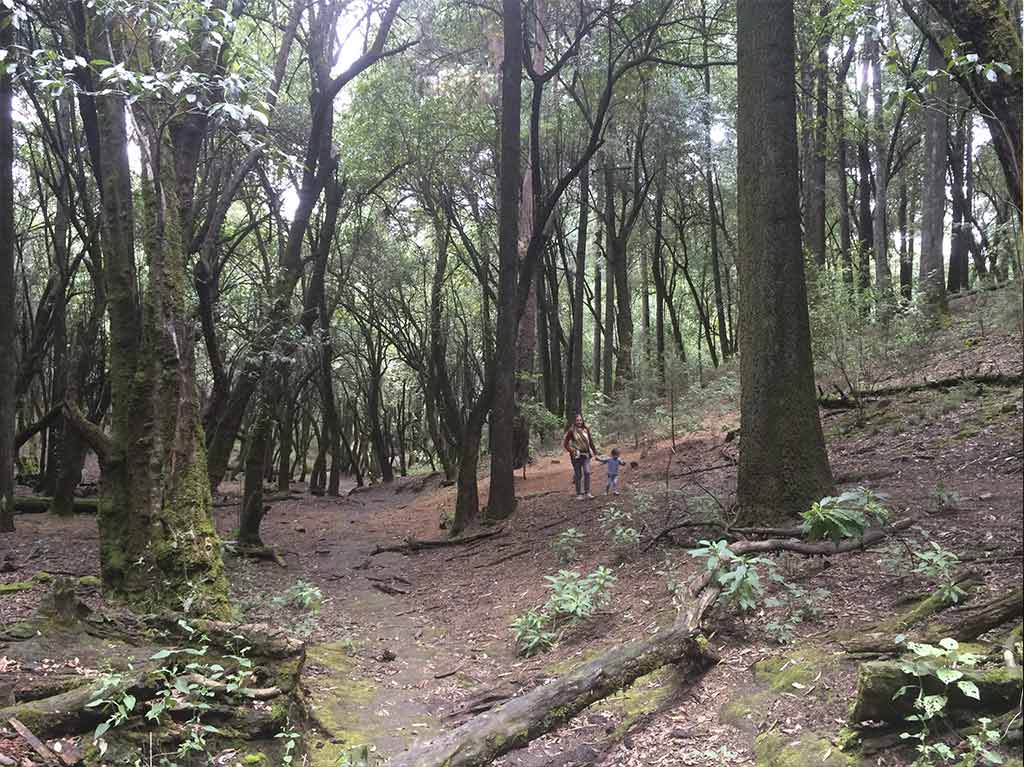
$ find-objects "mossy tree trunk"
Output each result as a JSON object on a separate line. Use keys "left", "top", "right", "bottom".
{"left": 64, "top": 9, "right": 230, "bottom": 616}
{"left": 735, "top": 0, "right": 833, "bottom": 525}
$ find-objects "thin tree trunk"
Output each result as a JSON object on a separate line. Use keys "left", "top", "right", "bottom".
{"left": 920, "top": 31, "right": 949, "bottom": 312}
{"left": 898, "top": 179, "right": 912, "bottom": 300}
{"left": 567, "top": 161, "right": 588, "bottom": 418}
{"left": 869, "top": 15, "right": 892, "bottom": 298}
{"left": 0, "top": 5, "right": 15, "bottom": 532}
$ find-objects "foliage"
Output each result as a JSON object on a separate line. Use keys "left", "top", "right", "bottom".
{"left": 87, "top": 627, "right": 259, "bottom": 763}
{"left": 800, "top": 488, "right": 890, "bottom": 543}
{"left": 510, "top": 566, "right": 617, "bottom": 656}
{"left": 896, "top": 638, "right": 1006, "bottom": 767}
{"left": 687, "top": 540, "right": 765, "bottom": 612}
{"left": 763, "top": 577, "right": 830, "bottom": 645}
{"left": 912, "top": 542, "right": 966, "bottom": 605}
{"left": 550, "top": 528, "right": 585, "bottom": 563}
{"left": 273, "top": 580, "right": 324, "bottom": 637}
{"left": 510, "top": 609, "right": 558, "bottom": 656}
{"left": 600, "top": 506, "right": 641, "bottom": 550}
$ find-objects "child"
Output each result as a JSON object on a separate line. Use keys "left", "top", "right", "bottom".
{"left": 597, "top": 448, "right": 626, "bottom": 495}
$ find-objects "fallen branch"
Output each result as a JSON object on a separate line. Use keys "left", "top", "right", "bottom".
{"left": 371, "top": 527, "right": 504, "bottom": 556}
{"left": 473, "top": 546, "right": 531, "bottom": 569}
{"left": 841, "top": 586, "right": 1021, "bottom": 657}
{"left": 819, "top": 372, "right": 1023, "bottom": 408}
{"left": 13, "top": 496, "right": 100, "bottom": 514}
{"left": 387, "top": 587, "right": 722, "bottom": 767}
{"left": 9, "top": 717, "right": 61, "bottom": 764}
{"left": 183, "top": 674, "right": 281, "bottom": 700}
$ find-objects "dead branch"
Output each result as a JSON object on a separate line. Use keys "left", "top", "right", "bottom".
{"left": 371, "top": 527, "right": 505, "bottom": 555}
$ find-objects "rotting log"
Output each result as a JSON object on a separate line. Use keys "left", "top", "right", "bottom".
{"left": 386, "top": 586, "right": 722, "bottom": 767}
{"left": 850, "top": 660, "right": 1022, "bottom": 725}
{"left": 13, "top": 496, "right": 99, "bottom": 514}
{"left": 842, "top": 586, "right": 1022, "bottom": 657}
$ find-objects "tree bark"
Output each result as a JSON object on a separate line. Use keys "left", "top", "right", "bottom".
{"left": 869, "top": 16, "right": 892, "bottom": 298}
{"left": 485, "top": 0, "right": 522, "bottom": 522}
{"left": 566, "top": 161, "right": 588, "bottom": 419}
{"left": 735, "top": 0, "right": 834, "bottom": 524}
{"left": 0, "top": 6, "right": 15, "bottom": 533}
{"left": 919, "top": 31, "right": 949, "bottom": 312}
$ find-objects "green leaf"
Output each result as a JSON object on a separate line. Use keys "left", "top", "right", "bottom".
{"left": 956, "top": 680, "right": 980, "bottom": 700}
{"left": 150, "top": 648, "right": 175, "bottom": 660}
{"left": 93, "top": 721, "right": 110, "bottom": 740}
{"left": 934, "top": 667, "right": 963, "bottom": 684}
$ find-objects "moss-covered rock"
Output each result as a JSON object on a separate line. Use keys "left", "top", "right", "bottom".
{"left": 849, "top": 660, "right": 1023, "bottom": 724}
{"left": 754, "top": 731, "right": 856, "bottom": 766}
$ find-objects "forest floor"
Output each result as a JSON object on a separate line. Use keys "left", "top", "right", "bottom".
{"left": 1, "top": 293, "right": 1022, "bottom": 767}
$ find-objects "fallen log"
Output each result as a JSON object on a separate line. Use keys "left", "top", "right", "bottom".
{"left": 388, "top": 519, "right": 910, "bottom": 767}
{"left": 818, "top": 372, "right": 1023, "bottom": 408}
{"left": 386, "top": 586, "right": 722, "bottom": 767}
{"left": 13, "top": 496, "right": 99, "bottom": 514}
{"left": 841, "top": 586, "right": 1021, "bottom": 657}
{"left": 371, "top": 527, "right": 504, "bottom": 556}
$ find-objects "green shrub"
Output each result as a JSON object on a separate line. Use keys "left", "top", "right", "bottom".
{"left": 800, "top": 487, "right": 890, "bottom": 542}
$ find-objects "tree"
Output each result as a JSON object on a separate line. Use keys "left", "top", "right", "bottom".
{"left": 0, "top": 3, "right": 15, "bottom": 533}
{"left": 735, "top": 0, "right": 833, "bottom": 524}
{"left": 486, "top": 0, "right": 524, "bottom": 522}
{"left": 919, "top": 31, "right": 950, "bottom": 312}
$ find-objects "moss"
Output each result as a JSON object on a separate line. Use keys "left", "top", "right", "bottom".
{"left": 78, "top": 575, "right": 102, "bottom": 588}
{"left": 720, "top": 691, "right": 775, "bottom": 732}
{"left": 753, "top": 731, "right": 856, "bottom": 766}
{"left": 33, "top": 571, "right": 55, "bottom": 583}
{"left": 1, "top": 621, "right": 38, "bottom": 639}
{"left": 592, "top": 666, "right": 678, "bottom": 738}
{"left": 0, "top": 580, "right": 35, "bottom": 594}
{"left": 753, "top": 648, "right": 836, "bottom": 692}
{"left": 241, "top": 754, "right": 269, "bottom": 765}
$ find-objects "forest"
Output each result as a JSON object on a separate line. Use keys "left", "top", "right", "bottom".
{"left": 0, "top": 0, "right": 1021, "bottom": 765}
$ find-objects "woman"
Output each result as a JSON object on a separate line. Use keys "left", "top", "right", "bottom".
{"left": 562, "top": 413, "right": 598, "bottom": 500}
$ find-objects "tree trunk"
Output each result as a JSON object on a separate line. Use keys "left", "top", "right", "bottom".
{"left": 856, "top": 49, "right": 874, "bottom": 295}
{"left": 898, "top": 179, "right": 912, "bottom": 300}
{"left": 593, "top": 263, "right": 602, "bottom": 391}
{"left": 948, "top": 106, "right": 969, "bottom": 293}
{"left": 702, "top": 2, "right": 730, "bottom": 357}
{"left": 567, "top": 161, "right": 588, "bottom": 419}
{"left": 485, "top": 0, "right": 522, "bottom": 522}
{"left": 0, "top": 4, "right": 15, "bottom": 533}
{"left": 919, "top": 31, "right": 949, "bottom": 312}
{"left": 735, "top": 0, "right": 834, "bottom": 525}
{"left": 835, "top": 40, "right": 857, "bottom": 286}
{"left": 869, "top": 16, "right": 891, "bottom": 298}
{"left": 239, "top": 403, "right": 270, "bottom": 547}
{"left": 921, "top": 0, "right": 1021, "bottom": 217}
{"left": 808, "top": 0, "right": 830, "bottom": 269}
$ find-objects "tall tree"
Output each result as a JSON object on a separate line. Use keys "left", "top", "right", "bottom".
{"left": 486, "top": 0, "right": 523, "bottom": 522}
{"left": 735, "top": 0, "right": 833, "bottom": 524}
{"left": 0, "top": 4, "right": 15, "bottom": 533}
{"left": 919, "top": 32, "right": 949, "bottom": 312}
